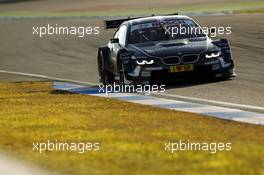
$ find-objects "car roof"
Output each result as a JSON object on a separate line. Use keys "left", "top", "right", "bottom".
{"left": 125, "top": 15, "right": 192, "bottom": 26}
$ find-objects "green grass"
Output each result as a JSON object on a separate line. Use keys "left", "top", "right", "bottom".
{"left": 0, "top": 81, "right": 264, "bottom": 175}
{"left": 0, "top": 1, "right": 264, "bottom": 17}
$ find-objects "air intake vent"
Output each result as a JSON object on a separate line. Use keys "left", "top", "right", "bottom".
{"left": 162, "top": 56, "right": 180, "bottom": 65}
{"left": 182, "top": 55, "right": 199, "bottom": 63}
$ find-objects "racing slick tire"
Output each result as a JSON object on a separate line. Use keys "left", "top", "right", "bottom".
{"left": 98, "top": 51, "right": 114, "bottom": 85}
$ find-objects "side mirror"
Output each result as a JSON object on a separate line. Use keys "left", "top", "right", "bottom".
{"left": 110, "top": 38, "right": 119, "bottom": 43}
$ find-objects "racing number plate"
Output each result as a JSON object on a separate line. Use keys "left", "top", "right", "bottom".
{"left": 168, "top": 64, "right": 194, "bottom": 73}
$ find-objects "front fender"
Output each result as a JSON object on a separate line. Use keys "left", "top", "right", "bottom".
{"left": 212, "top": 38, "right": 233, "bottom": 62}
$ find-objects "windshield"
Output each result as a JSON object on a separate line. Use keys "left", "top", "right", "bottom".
{"left": 128, "top": 19, "right": 206, "bottom": 44}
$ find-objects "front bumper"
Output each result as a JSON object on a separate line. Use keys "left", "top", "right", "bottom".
{"left": 124, "top": 57, "right": 234, "bottom": 84}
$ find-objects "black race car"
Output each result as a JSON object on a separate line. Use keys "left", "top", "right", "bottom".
{"left": 98, "top": 14, "right": 235, "bottom": 85}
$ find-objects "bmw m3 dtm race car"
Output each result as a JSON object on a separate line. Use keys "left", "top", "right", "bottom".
{"left": 97, "top": 13, "right": 236, "bottom": 85}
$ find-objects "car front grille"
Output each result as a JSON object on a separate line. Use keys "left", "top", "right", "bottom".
{"left": 162, "top": 56, "right": 180, "bottom": 65}
{"left": 182, "top": 55, "right": 199, "bottom": 63}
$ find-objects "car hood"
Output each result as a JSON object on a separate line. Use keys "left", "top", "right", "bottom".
{"left": 127, "top": 38, "right": 217, "bottom": 58}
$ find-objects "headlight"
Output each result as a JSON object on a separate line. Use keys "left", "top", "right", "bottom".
{"left": 205, "top": 51, "right": 221, "bottom": 59}
{"left": 136, "top": 59, "right": 154, "bottom": 65}
{"left": 132, "top": 56, "right": 154, "bottom": 65}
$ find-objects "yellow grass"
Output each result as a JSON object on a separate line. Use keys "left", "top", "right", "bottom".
{"left": 0, "top": 81, "right": 263, "bottom": 175}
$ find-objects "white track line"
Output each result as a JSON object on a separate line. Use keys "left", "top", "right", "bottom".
{"left": 0, "top": 70, "right": 97, "bottom": 86}
{"left": 0, "top": 153, "right": 55, "bottom": 175}
{"left": 1, "top": 69, "right": 263, "bottom": 113}
{"left": 53, "top": 82, "right": 264, "bottom": 125}
{"left": 155, "top": 93, "right": 264, "bottom": 113}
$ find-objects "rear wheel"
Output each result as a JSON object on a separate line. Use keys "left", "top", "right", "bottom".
{"left": 98, "top": 51, "right": 114, "bottom": 85}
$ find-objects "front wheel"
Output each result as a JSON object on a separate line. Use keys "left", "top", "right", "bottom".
{"left": 98, "top": 51, "right": 114, "bottom": 85}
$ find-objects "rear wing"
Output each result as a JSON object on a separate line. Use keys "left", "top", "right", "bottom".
{"left": 104, "top": 13, "right": 178, "bottom": 29}
{"left": 104, "top": 17, "right": 138, "bottom": 29}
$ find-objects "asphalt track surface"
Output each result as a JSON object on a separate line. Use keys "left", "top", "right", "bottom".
{"left": 0, "top": 14, "right": 263, "bottom": 109}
